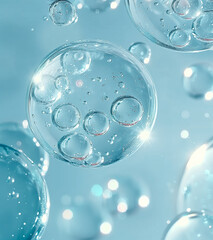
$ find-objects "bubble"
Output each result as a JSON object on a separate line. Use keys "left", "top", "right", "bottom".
{"left": 162, "top": 212, "right": 213, "bottom": 240}
{"left": 0, "top": 144, "right": 49, "bottom": 239}
{"left": 49, "top": 0, "right": 77, "bottom": 26}
{"left": 61, "top": 50, "right": 91, "bottom": 75}
{"left": 58, "top": 198, "right": 113, "bottom": 239}
{"left": 126, "top": 0, "right": 213, "bottom": 51}
{"left": 169, "top": 28, "right": 191, "bottom": 47}
{"left": 111, "top": 96, "right": 144, "bottom": 127}
{"left": 52, "top": 104, "right": 80, "bottom": 130}
{"left": 59, "top": 133, "right": 92, "bottom": 161}
{"left": 129, "top": 42, "right": 151, "bottom": 64}
{"left": 193, "top": 11, "right": 213, "bottom": 42}
{"left": 177, "top": 138, "right": 213, "bottom": 213}
{"left": 102, "top": 176, "right": 149, "bottom": 215}
{"left": 0, "top": 122, "right": 49, "bottom": 176}
{"left": 172, "top": 0, "right": 202, "bottom": 19}
{"left": 28, "top": 40, "right": 157, "bottom": 167}
{"left": 84, "top": 111, "right": 110, "bottom": 136}
{"left": 183, "top": 63, "right": 213, "bottom": 99}
{"left": 83, "top": 0, "right": 120, "bottom": 13}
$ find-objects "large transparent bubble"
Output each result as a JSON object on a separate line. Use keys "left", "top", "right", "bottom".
{"left": 126, "top": 0, "right": 213, "bottom": 51}
{"left": 0, "top": 122, "right": 49, "bottom": 176}
{"left": 177, "top": 138, "right": 213, "bottom": 214}
{"left": 27, "top": 40, "right": 157, "bottom": 167}
{"left": 0, "top": 144, "right": 49, "bottom": 240}
{"left": 162, "top": 212, "right": 213, "bottom": 239}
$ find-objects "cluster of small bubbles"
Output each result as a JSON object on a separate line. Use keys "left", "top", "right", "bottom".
{"left": 0, "top": 122, "right": 49, "bottom": 176}
{"left": 162, "top": 212, "right": 213, "bottom": 239}
{"left": 126, "top": 0, "right": 213, "bottom": 51}
{"left": 0, "top": 144, "right": 49, "bottom": 240}
{"left": 111, "top": 96, "right": 144, "bottom": 126}
{"left": 28, "top": 40, "right": 157, "bottom": 167}
{"left": 128, "top": 42, "right": 151, "bottom": 64}
{"left": 177, "top": 138, "right": 213, "bottom": 213}
{"left": 49, "top": 0, "right": 78, "bottom": 26}
{"left": 100, "top": 176, "right": 150, "bottom": 215}
{"left": 183, "top": 63, "right": 213, "bottom": 99}
{"left": 57, "top": 197, "right": 113, "bottom": 239}
{"left": 82, "top": 0, "right": 120, "bottom": 13}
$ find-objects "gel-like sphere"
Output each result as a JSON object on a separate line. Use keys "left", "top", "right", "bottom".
{"left": 83, "top": 0, "right": 120, "bottom": 13}
{"left": 101, "top": 176, "right": 150, "bottom": 215}
{"left": 126, "top": 0, "right": 213, "bottom": 51}
{"left": 129, "top": 42, "right": 151, "bottom": 64}
{"left": 58, "top": 198, "right": 112, "bottom": 239}
{"left": 183, "top": 63, "right": 213, "bottom": 99}
{"left": 49, "top": 0, "right": 77, "bottom": 26}
{"left": 177, "top": 138, "right": 213, "bottom": 213}
{"left": 162, "top": 212, "right": 213, "bottom": 240}
{"left": 0, "top": 144, "right": 49, "bottom": 240}
{"left": 28, "top": 40, "right": 157, "bottom": 167}
{"left": 0, "top": 122, "right": 49, "bottom": 176}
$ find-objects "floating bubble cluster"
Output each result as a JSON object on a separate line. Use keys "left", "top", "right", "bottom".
{"left": 58, "top": 198, "right": 112, "bottom": 239}
{"left": 163, "top": 212, "right": 213, "bottom": 239}
{"left": 0, "top": 144, "right": 49, "bottom": 240}
{"left": 92, "top": 176, "right": 150, "bottom": 215}
{"left": 177, "top": 138, "right": 213, "bottom": 213}
{"left": 0, "top": 122, "right": 49, "bottom": 176}
{"left": 82, "top": 0, "right": 120, "bottom": 13}
{"left": 183, "top": 63, "right": 213, "bottom": 99}
{"left": 49, "top": 0, "right": 78, "bottom": 26}
{"left": 28, "top": 40, "right": 157, "bottom": 167}
{"left": 129, "top": 42, "right": 151, "bottom": 64}
{"left": 126, "top": 0, "right": 213, "bottom": 51}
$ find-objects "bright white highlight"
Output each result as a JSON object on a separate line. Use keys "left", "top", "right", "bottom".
{"left": 117, "top": 202, "right": 128, "bottom": 213}
{"left": 62, "top": 209, "right": 73, "bottom": 220}
{"left": 184, "top": 67, "right": 193, "bottom": 78}
{"left": 100, "top": 222, "right": 112, "bottom": 235}
{"left": 180, "top": 130, "right": 189, "bottom": 139}
{"left": 108, "top": 179, "right": 119, "bottom": 191}
{"left": 138, "top": 195, "right": 150, "bottom": 208}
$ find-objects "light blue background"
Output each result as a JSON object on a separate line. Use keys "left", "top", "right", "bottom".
{"left": 0, "top": 1, "right": 213, "bottom": 239}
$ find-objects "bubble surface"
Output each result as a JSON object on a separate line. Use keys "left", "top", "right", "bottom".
{"left": 58, "top": 198, "right": 112, "bottom": 239}
{"left": 83, "top": 0, "right": 120, "bottom": 13}
{"left": 177, "top": 138, "right": 213, "bottom": 213}
{"left": 0, "top": 144, "right": 49, "bottom": 239}
{"left": 28, "top": 40, "right": 157, "bottom": 167}
{"left": 0, "top": 122, "right": 49, "bottom": 176}
{"left": 162, "top": 212, "right": 213, "bottom": 240}
{"left": 129, "top": 42, "right": 151, "bottom": 64}
{"left": 49, "top": 0, "right": 77, "bottom": 26}
{"left": 183, "top": 63, "right": 213, "bottom": 99}
{"left": 126, "top": 0, "right": 213, "bottom": 51}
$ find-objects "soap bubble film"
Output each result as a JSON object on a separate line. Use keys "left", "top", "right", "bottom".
{"left": 0, "top": 144, "right": 49, "bottom": 240}
{"left": 129, "top": 42, "right": 151, "bottom": 64}
{"left": 126, "top": 0, "right": 213, "bottom": 51}
{"left": 0, "top": 122, "right": 49, "bottom": 176}
{"left": 28, "top": 40, "right": 157, "bottom": 167}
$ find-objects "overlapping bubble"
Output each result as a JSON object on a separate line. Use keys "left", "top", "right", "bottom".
{"left": 28, "top": 40, "right": 157, "bottom": 167}
{"left": 0, "top": 144, "right": 49, "bottom": 240}
{"left": 126, "top": 0, "right": 213, "bottom": 51}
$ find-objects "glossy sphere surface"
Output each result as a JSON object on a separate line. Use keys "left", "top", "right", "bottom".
{"left": 178, "top": 138, "right": 213, "bottom": 213}
{"left": 0, "top": 122, "right": 49, "bottom": 176}
{"left": 83, "top": 0, "right": 120, "bottom": 13}
{"left": 126, "top": 0, "right": 213, "bottom": 51}
{"left": 28, "top": 41, "right": 157, "bottom": 167}
{"left": 163, "top": 212, "right": 213, "bottom": 239}
{"left": 0, "top": 144, "right": 49, "bottom": 240}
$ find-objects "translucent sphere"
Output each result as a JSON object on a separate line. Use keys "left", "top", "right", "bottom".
{"left": 126, "top": 0, "right": 213, "bottom": 51}
{"left": 58, "top": 198, "right": 112, "bottom": 239}
{"left": 0, "top": 122, "right": 49, "bottom": 176}
{"left": 183, "top": 63, "right": 213, "bottom": 99}
{"left": 0, "top": 144, "right": 49, "bottom": 240}
{"left": 101, "top": 176, "right": 150, "bottom": 215}
{"left": 49, "top": 0, "right": 77, "bottom": 26}
{"left": 27, "top": 40, "right": 157, "bottom": 167}
{"left": 129, "top": 42, "right": 151, "bottom": 64}
{"left": 83, "top": 0, "right": 120, "bottom": 13}
{"left": 162, "top": 212, "right": 213, "bottom": 239}
{"left": 177, "top": 138, "right": 213, "bottom": 213}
